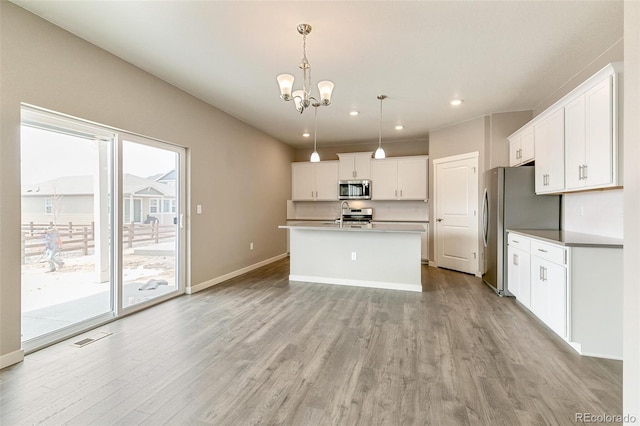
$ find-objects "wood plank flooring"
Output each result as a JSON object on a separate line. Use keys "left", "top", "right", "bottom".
{"left": 0, "top": 258, "right": 622, "bottom": 425}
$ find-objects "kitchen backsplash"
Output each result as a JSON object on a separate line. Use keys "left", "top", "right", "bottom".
{"left": 562, "top": 189, "right": 623, "bottom": 239}
{"left": 287, "top": 200, "right": 429, "bottom": 222}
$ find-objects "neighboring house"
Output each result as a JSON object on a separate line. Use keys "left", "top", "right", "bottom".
{"left": 21, "top": 172, "right": 176, "bottom": 225}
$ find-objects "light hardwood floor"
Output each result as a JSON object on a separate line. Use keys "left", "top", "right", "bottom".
{"left": 0, "top": 258, "right": 622, "bottom": 425}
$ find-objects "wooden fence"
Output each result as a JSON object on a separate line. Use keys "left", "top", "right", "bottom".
{"left": 21, "top": 221, "right": 176, "bottom": 264}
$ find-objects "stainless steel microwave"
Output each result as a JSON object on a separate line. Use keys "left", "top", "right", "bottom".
{"left": 338, "top": 180, "right": 372, "bottom": 200}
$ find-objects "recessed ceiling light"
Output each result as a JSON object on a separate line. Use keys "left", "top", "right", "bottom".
{"left": 395, "top": 125, "right": 404, "bottom": 130}
{"left": 302, "top": 132, "right": 310, "bottom": 138}
{"left": 450, "top": 99, "right": 463, "bottom": 106}
{"left": 349, "top": 111, "right": 359, "bottom": 116}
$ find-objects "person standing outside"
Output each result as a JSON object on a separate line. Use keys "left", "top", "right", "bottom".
{"left": 44, "top": 227, "right": 64, "bottom": 272}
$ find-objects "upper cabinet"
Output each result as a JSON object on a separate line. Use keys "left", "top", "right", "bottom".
{"left": 508, "top": 62, "right": 623, "bottom": 195}
{"left": 508, "top": 127, "right": 534, "bottom": 167}
{"left": 291, "top": 161, "right": 338, "bottom": 201}
{"left": 534, "top": 109, "right": 565, "bottom": 194}
{"left": 370, "top": 156, "right": 428, "bottom": 200}
{"left": 337, "top": 152, "right": 373, "bottom": 180}
{"left": 565, "top": 76, "right": 618, "bottom": 191}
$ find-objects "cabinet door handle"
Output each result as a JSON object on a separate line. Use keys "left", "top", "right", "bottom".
{"left": 543, "top": 266, "right": 547, "bottom": 281}
{"left": 400, "top": 190, "right": 403, "bottom": 197}
{"left": 579, "top": 165, "right": 583, "bottom": 180}
{"left": 512, "top": 239, "right": 519, "bottom": 244}
{"left": 583, "top": 164, "right": 588, "bottom": 179}
{"left": 513, "top": 254, "right": 519, "bottom": 266}
{"left": 539, "top": 265, "right": 544, "bottom": 280}
{"left": 537, "top": 248, "right": 548, "bottom": 253}
{"left": 395, "top": 190, "right": 398, "bottom": 197}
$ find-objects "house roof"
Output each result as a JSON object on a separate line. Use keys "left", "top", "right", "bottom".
{"left": 22, "top": 174, "right": 175, "bottom": 197}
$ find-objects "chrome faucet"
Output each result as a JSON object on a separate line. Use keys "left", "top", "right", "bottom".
{"left": 339, "top": 201, "right": 350, "bottom": 227}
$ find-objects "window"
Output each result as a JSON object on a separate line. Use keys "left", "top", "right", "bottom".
{"left": 162, "top": 199, "right": 176, "bottom": 213}
{"left": 150, "top": 199, "right": 159, "bottom": 214}
{"left": 44, "top": 197, "right": 53, "bottom": 215}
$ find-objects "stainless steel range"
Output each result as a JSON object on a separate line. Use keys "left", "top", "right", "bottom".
{"left": 337, "top": 207, "right": 373, "bottom": 225}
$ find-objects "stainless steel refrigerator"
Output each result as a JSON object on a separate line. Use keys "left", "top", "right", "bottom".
{"left": 482, "top": 166, "right": 560, "bottom": 296}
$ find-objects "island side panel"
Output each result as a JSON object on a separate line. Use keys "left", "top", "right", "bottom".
{"left": 288, "top": 228, "right": 422, "bottom": 291}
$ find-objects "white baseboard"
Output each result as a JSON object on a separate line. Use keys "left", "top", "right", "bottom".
{"left": 187, "top": 253, "right": 288, "bottom": 294}
{"left": 0, "top": 349, "right": 24, "bottom": 369}
{"left": 289, "top": 275, "right": 422, "bottom": 293}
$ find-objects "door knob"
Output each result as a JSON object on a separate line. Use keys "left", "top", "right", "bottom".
{"left": 437, "top": 218, "right": 443, "bottom": 222}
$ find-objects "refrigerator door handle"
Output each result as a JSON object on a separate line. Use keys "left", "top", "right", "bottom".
{"left": 482, "top": 188, "right": 489, "bottom": 247}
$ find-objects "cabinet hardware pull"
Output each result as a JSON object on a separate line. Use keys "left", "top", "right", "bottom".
{"left": 543, "top": 266, "right": 547, "bottom": 281}
{"left": 513, "top": 240, "right": 519, "bottom": 243}
{"left": 539, "top": 265, "right": 544, "bottom": 280}
{"left": 583, "top": 164, "right": 588, "bottom": 179}
{"left": 400, "top": 190, "right": 403, "bottom": 197}
{"left": 537, "top": 248, "right": 548, "bottom": 253}
{"left": 513, "top": 254, "right": 518, "bottom": 265}
{"left": 395, "top": 190, "right": 398, "bottom": 197}
{"left": 579, "top": 165, "right": 583, "bottom": 180}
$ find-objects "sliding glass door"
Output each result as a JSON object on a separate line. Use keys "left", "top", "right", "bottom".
{"left": 20, "top": 109, "right": 116, "bottom": 348}
{"left": 120, "top": 136, "right": 185, "bottom": 309}
{"left": 20, "top": 106, "right": 186, "bottom": 351}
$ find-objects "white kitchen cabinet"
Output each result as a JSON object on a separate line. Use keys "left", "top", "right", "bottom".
{"left": 534, "top": 108, "right": 565, "bottom": 194}
{"left": 507, "top": 230, "right": 623, "bottom": 359}
{"left": 291, "top": 161, "right": 338, "bottom": 201}
{"left": 508, "top": 127, "right": 534, "bottom": 167}
{"left": 530, "top": 250, "right": 567, "bottom": 339}
{"left": 337, "top": 152, "right": 372, "bottom": 180}
{"left": 370, "top": 156, "right": 428, "bottom": 200}
{"left": 507, "top": 234, "right": 531, "bottom": 308}
{"left": 565, "top": 75, "right": 620, "bottom": 191}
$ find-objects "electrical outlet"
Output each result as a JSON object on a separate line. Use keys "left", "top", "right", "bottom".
{"left": 351, "top": 252, "right": 357, "bottom": 261}
{"left": 250, "top": 242, "right": 254, "bottom": 250}
{"left": 196, "top": 204, "right": 202, "bottom": 214}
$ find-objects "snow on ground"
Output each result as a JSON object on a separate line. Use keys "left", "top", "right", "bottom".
{"left": 22, "top": 248, "right": 175, "bottom": 312}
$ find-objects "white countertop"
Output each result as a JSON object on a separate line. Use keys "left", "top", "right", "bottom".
{"left": 508, "top": 229, "right": 623, "bottom": 248}
{"left": 280, "top": 221, "right": 425, "bottom": 233}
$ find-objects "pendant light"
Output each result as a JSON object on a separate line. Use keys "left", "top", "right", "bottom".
{"left": 310, "top": 103, "right": 320, "bottom": 162}
{"left": 375, "top": 95, "right": 387, "bottom": 159}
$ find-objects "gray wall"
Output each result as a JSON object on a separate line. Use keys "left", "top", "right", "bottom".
{"left": 0, "top": 3, "right": 294, "bottom": 363}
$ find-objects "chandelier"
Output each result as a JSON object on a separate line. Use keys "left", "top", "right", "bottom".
{"left": 276, "top": 23, "right": 334, "bottom": 114}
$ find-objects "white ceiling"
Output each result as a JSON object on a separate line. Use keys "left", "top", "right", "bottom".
{"left": 11, "top": 1, "right": 623, "bottom": 149}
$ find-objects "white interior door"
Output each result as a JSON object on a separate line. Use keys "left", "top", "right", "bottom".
{"left": 434, "top": 153, "right": 479, "bottom": 275}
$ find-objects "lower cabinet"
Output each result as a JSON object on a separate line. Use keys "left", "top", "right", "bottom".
{"left": 506, "top": 231, "right": 622, "bottom": 359}
{"left": 507, "top": 245, "right": 531, "bottom": 307}
{"left": 530, "top": 253, "right": 567, "bottom": 339}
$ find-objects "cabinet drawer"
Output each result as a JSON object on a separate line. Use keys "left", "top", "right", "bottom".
{"left": 531, "top": 240, "right": 566, "bottom": 265}
{"left": 508, "top": 233, "right": 531, "bottom": 252}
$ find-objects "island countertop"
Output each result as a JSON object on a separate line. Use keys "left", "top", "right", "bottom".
{"left": 280, "top": 221, "right": 425, "bottom": 233}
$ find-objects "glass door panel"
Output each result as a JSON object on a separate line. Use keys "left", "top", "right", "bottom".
{"left": 20, "top": 123, "right": 114, "bottom": 344}
{"left": 121, "top": 138, "right": 183, "bottom": 308}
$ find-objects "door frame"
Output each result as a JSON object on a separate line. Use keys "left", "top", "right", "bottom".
{"left": 116, "top": 133, "right": 187, "bottom": 316}
{"left": 432, "top": 151, "right": 480, "bottom": 276}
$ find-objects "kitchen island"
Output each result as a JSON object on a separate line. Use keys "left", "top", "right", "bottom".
{"left": 279, "top": 222, "right": 425, "bottom": 292}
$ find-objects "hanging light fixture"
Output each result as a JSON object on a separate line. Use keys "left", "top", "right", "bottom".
{"left": 277, "top": 23, "right": 334, "bottom": 114}
{"left": 375, "top": 95, "right": 387, "bottom": 159}
{"left": 310, "top": 103, "right": 321, "bottom": 162}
